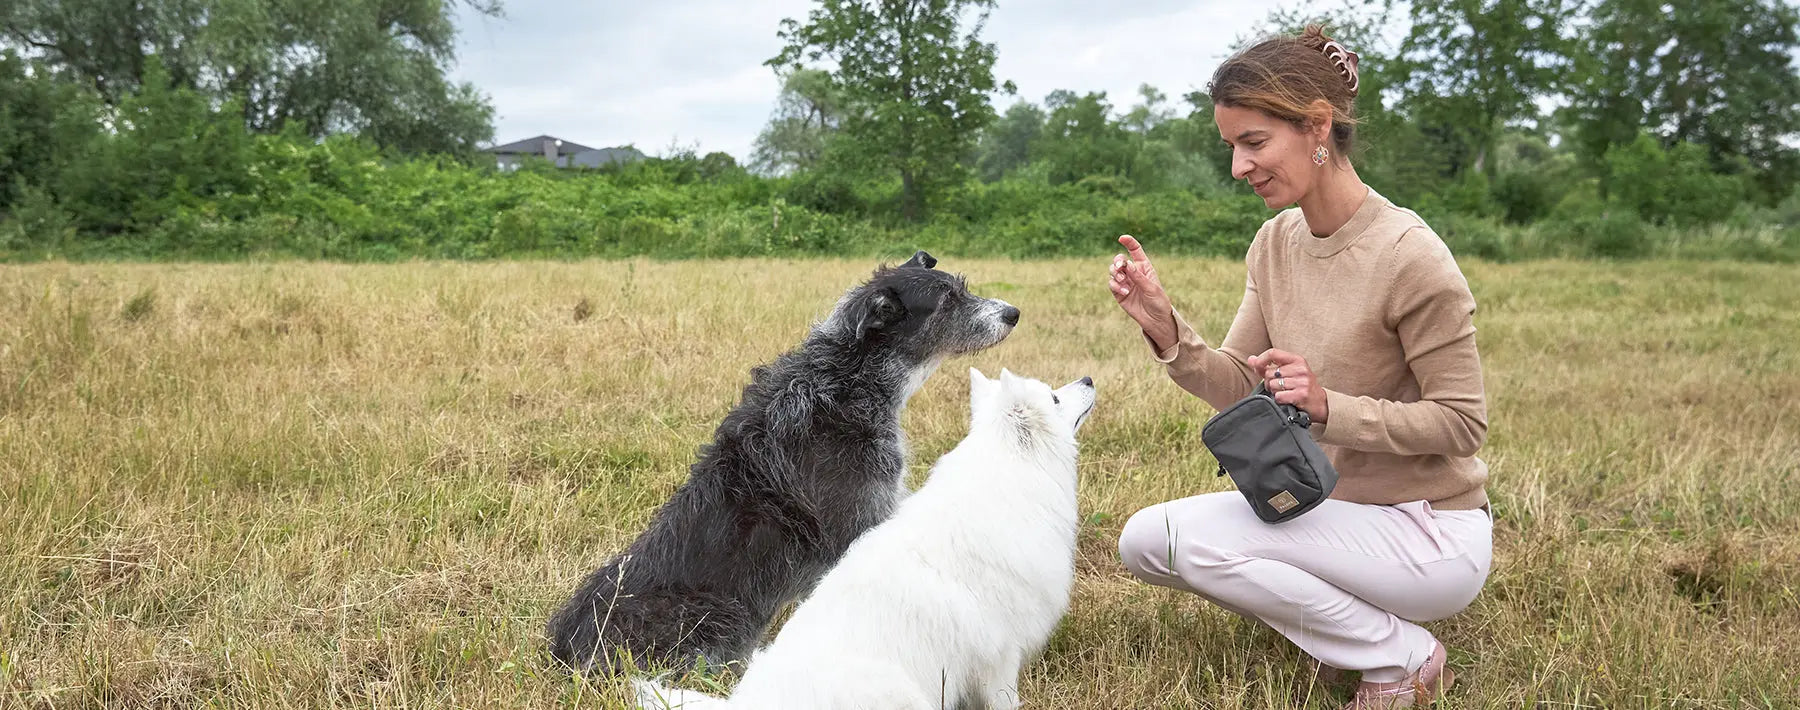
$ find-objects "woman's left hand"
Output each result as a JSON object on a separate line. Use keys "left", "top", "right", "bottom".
{"left": 1248, "top": 349, "right": 1328, "bottom": 424}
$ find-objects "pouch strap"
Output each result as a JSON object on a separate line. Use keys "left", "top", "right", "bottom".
{"left": 1253, "top": 382, "right": 1311, "bottom": 428}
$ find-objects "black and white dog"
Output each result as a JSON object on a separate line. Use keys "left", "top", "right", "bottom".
{"left": 546, "top": 251, "right": 1020, "bottom": 676}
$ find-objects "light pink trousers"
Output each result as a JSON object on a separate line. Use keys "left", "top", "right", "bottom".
{"left": 1117, "top": 491, "right": 1493, "bottom": 683}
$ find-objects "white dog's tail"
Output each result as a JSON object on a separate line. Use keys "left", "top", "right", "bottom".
{"left": 632, "top": 676, "right": 728, "bottom": 710}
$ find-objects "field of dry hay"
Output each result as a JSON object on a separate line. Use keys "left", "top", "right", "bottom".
{"left": 2, "top": 257, "right": 1796, "bottom": 708}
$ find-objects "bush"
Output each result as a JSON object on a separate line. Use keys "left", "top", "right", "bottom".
{"left": 1543, "top": 210, "right": 1649, "bottom": 259}
{"left": 1606, "top": 134, "right": 1744, "bottom": 227}
{"left": 1416, "top": 171, "right": 1502, "bottom": 223}
{"left": 1433, "top": 212, "right": 1514, "bottom": 262}
{"left": 1492, "top": 169, "right": 1557, "bottom": 225}
{"left": 54, "top": 60, "right": 257, "bottom": 240}
{"left": 0, "top": 184, "right": 76, "bottom": 255}
{"left": 781, "top": 170, "right": 866, "bottom": 215}
{"left": 1, "top": 62, "right": 1787, "bottom": 264}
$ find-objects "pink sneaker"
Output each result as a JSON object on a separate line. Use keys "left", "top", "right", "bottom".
{"left": 1339, "top": 641, "right": 1455, "bottom": 709}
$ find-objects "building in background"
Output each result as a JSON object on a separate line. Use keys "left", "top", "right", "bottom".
{"left": 484, "top": 135, "right": 645, "bottom": 170}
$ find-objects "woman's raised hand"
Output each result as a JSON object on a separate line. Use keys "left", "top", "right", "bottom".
{"left": 1108, "top": 235, "right": 1178, "bottom": 350}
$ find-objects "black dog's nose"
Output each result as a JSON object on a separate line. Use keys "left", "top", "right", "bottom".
{"left": 1000, "top": 306, "right": 1020, "bottom": 327}
{"left": 1079, "top": 376, "right": 1093, "bottom": 387}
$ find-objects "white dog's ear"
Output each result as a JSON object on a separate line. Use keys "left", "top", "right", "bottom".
{"left": 998, "top": 368, "right": 1019, "bottom": 390}
{"left": 969, "top": 367, "right": 996, "bottom": 400}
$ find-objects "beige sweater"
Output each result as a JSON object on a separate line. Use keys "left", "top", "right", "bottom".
{"left": 1146, "top": 188, "right": 1489, "bottom": 510}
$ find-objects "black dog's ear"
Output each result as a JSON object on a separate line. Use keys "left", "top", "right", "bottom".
{"left": 853, "top": 288, "right": 907, "bottom": 340}
{"left": 901, "top": 250, "right": 936, "bottom": 269}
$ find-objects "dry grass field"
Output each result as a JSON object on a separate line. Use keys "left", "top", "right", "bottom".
{"left": 1, "top": 256, "right": 1796, "bottom": 709}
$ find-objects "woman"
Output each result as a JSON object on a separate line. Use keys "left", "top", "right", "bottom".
{"left": 1109, "top": 26, "right": 1493, "bottom": 710}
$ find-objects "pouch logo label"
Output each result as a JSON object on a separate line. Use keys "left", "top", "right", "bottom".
{"left": 1269, "top": 490, "right": 1300, "bottom": 513}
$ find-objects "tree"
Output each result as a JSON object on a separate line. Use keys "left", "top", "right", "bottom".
{"left": 1388, "top": 0, "right": 1576, "bottom": 177}
{"left": 751, "top": 68, "right": 844, "bottom": 175}
{"left": 1035, "top": 90, "right": 1133, "bottom": 186}
{"left": 768, "top": 0, "right": 1011, "bottom": 220}
{"left": 1567, "top": 0, "right": 1800, "bottom": 201}
{"left": 1232, "top": 1, "right": 1391, "bottom": 59}
{"left": 973, "top": 100, "right": 1043, "bottom": 181}
{"left": 0, "top": 50, "right": 101, "bottom": 209}
{"left": 0, "top": 0, "right": 502, "bottom": 157}
{"left": 1119, "top": 84, "right": 1173, "bottom": 134}
{"left": 1128, "top": 88, "right": 1233, "bottom": 193}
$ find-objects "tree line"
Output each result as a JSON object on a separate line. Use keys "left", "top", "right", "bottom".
{"left": 3, "top": 0, "right": 1798, "bottom": 262}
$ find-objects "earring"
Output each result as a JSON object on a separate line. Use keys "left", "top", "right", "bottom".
{"left": 1312, "top": 144, "right": 1330, "bottom": 166}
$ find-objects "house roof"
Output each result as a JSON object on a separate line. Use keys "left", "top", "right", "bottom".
{"left": 485, "top": 135, "right": 599, "bottom": 155}
{"left": 568, "top": 146, "right": 647, "bottom": 167}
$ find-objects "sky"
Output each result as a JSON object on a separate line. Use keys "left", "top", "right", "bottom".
{"left": 448, "top": 1, "right": 1300, "bottom": 160}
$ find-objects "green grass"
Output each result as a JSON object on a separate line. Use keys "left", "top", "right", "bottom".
{"left": 1, "top": 257, "right": 1796, "bottom": 708}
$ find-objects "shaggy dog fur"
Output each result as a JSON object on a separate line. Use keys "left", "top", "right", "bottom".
{"left": 546, "top": 251, "right": 1021, "bottom": 675}
{"left": 633, "top": 368, "right": 1095, "bottom": 710}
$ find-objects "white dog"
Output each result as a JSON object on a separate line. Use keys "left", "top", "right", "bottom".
{"left": 635, "top": 368, "right": 1095, "bottom": 710}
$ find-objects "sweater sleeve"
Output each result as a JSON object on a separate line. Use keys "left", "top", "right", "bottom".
{"left": 1140, "top": 246, "right": 1269, "bottom": 413}
{"left": 1317, "top": 233, "right": 1488, "bottom": 457}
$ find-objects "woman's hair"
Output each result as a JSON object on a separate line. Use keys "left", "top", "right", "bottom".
{"left": 1208, "top": 24, "right": 1362, "bottom": 160}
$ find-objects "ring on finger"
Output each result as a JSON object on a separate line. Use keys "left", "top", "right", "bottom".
{"left": 1277, "top": 377, "right": 1287, "bottom": 390}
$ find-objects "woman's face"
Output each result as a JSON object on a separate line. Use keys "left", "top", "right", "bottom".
{"left": 1215, "top": 103, "right": 1325, "bottom": 209}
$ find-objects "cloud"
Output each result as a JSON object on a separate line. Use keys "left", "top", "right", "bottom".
{"left": 989, "top": 2, "right": 1259, "bottom": 110}
{"left": 449, "top": 1, "right": 1276, "bottom": 160}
